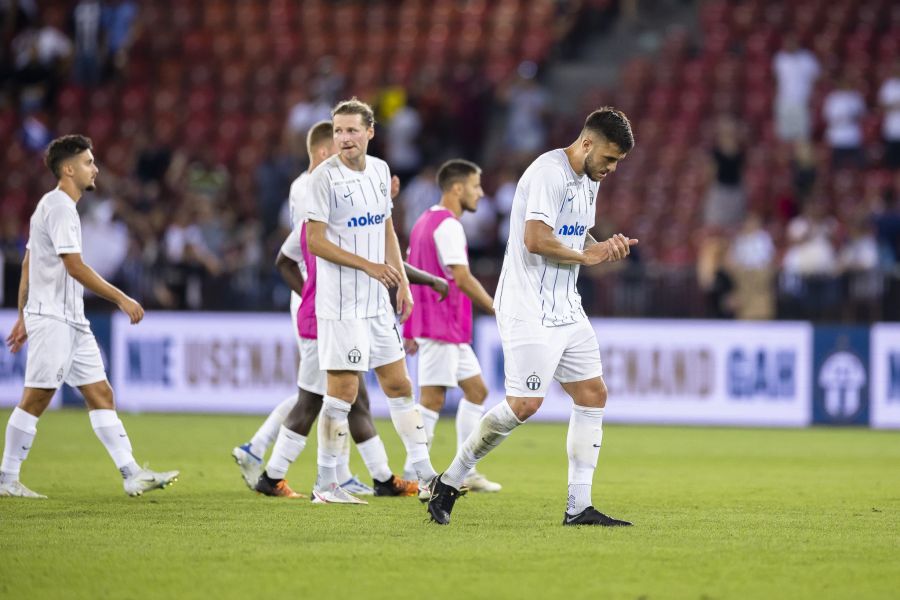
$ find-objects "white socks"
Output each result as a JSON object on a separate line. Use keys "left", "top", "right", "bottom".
{"left": 249, "top": 394, "right": 296, "bottom": 458}
{"left": 402, "top": 405, "right": 438, "bottom": 477}
{"left": 265, "top": 425, "right": 307, "bottom": 480}
{"left": 356, "top": 435, "right": 392, "bottom": 482}
{"left": 1, "top": 407, "right": 39, "bottom": 483}
{"left": 316, "top": 395, "right": 351, "bottom": 487}
{"left": 387, "top": 396, "right": 436, "bottom": 481}
{"left": 566, "top": 405, "right": 604, "bottom": 516}
{"left": 336, "top": 433, "right": 353, "bottom": 483}
{"left": 443, "top": 400, "right": 521, "bottom": 489}
{"left": 89, "top": 409, "right": 140, "bottom": 479}
{"left": 455, "top": 397, "right": 484, "bottom": 453}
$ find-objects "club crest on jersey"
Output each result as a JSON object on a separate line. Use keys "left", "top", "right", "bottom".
{"left": 526, "top": 373, "right": 542, "bottom": 391}
{"left": 558, "top": 223, "right": 586, "bottom": 236}
{"left": 348, "top": 348, "right": 362, "bottom": 364}
{"left": 380, "top": 182, "right": 387, "bottom": 196}
{"left": 57, "top": 368, "right": 64, "bottom": 382}
{"left": 347, "top": 212, "right": 385, "bottom": 227}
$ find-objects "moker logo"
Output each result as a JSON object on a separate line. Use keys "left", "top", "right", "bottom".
{"left": 557, "top": 223, "right": 586, "bottom": 236}
{"left": 526, "top": 373, "right": 541, "bottom": 391}
{"left": 347, "top": 212, "right": 385, "bottom": 228}
{"left": 348, "top": 348, "right": 362, "bottom": 364}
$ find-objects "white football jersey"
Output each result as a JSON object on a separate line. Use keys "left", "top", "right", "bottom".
{"left": 24, "top": 188, "right": 90, "bottom": 331}
{"left": 306, "top": 154, "right": 393, "bottom": 320}
{"left": 286, "top": 171, "right": 310, "bottom": 281}
{"left": 494, "top": 149, "right": 599, "bottom": 327}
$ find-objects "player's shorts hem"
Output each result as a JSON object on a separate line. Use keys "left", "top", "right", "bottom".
{"left": 66, "top": 374, "right": 108, "bottom": 388}
{"left": 369, "top": 351, "right": 406, "bottom": 370}
{"left": 555, "top": 369, "right": 604, "bottom": 384}
{"left": 23, "top": 380, "right": 62, "bottom": 390}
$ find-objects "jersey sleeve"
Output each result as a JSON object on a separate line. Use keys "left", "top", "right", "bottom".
{"left": 279, "top": 226, "right": 303, "bottom": 262}
{"left": 433, "top": 218, "right": 469, "bottom": 267}
{"left": 525, "top": 165, "right": 566, "bottom": 228}
{"left": 305, "top": 168, "right": 332, "bottom": 224}
{"left": 47, "top": 205, "right": 82, "bottom": 255}
{"left": 384, "top": 163, "right": 394, "bottom": 219}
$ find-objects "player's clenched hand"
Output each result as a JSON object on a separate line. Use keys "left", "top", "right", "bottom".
{"left": 5, "top": 317, "right": 28, "bottom": 354}
{"left": 118, "top": 296, "right": 145, "bottom": 324}
{"left": 404, "top": 338, "right": 419, "bottom": 355}
{"left": 432, "top": 277, "right": 449, "bottom": 301}
{"left": 396, "top": 284, "right": 414, "bottom": 324}
{"left": 390, "top": 175, "right": 401, "bottom": 199}
{"left": 582, "top": 233, "right": 638, "bottom": 265}
{"left": 366, "top": 262, "right": 403, "bottom": 288}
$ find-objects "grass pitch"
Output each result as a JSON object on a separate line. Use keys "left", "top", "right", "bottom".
{"left": 0, "top": 409, "right": 898, "bottom": 600}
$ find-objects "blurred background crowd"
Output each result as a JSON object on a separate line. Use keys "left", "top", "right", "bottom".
{"left": 1, "top": 0, "right": 899, "bottom": 322}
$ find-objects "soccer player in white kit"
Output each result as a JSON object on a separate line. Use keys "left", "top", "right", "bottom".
{"left": 0, "top": 135, "right": 178, "bottom": 498}
{"left": 305, "top": 98, "right": 437, "bottom": 504}
{"left": 427, "top": 108, "right": 637, "bottom": 526}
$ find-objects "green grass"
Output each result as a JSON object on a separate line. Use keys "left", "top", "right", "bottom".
{"left": 0, "top": 409, "right": 898, "bottom": 600}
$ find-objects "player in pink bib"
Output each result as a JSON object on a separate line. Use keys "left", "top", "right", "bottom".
{"left": 403, "top": 160, "right": 501, "bottom": 493}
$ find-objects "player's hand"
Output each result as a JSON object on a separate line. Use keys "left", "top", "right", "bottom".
{"left": 583, "top": 234, "right": 638, "bottom": 265}
{"left": 432, "top": 277, "right": 449, "bottom": 301}
{"left": 390, "top": 175, "right": 400, "bottom": 199}
{"left": 404, "top": 338, "right": 419, "bottom": 355}
{"left": 5, "top": 317, "right": 28, "bottom": 354}
{"left": 365, "top": 262, "right": 403, "bottom": 288}
{"left": 118, "top": 296, "right": 145, "bottom": 324}
{"left": 396, "top": 284, "right": 414, "bottom": 324}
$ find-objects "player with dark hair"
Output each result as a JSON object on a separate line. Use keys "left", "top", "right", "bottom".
{"left": 427, "top": 107, "right": 637, "bottom": 525}
{"left": 402, "top": 159, "right": 501, "bottom": 493}
{"left": 1, "top": 135, "right": 178, "bottom": 498}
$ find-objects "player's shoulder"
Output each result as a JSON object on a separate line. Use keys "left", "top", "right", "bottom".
{"left": 290, "top": 171, "right": 310, "bottom": 190}
{"left": 527, "top": 149, "right": 570, "bottom": 178}
{"left": 310, "top": 155, "right": 341, "bottom": 178}
{"left": 366, "top": 154, "right": 390, "bottom": 176}
{"left": 39, "top": 189, "right": 77, "bottom": 214}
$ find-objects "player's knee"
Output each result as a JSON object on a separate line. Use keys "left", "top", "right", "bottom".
{"left": 469, "top": 380, "right": 488, "bottom": 404}
{"left": 383, "top": 376, "right": 413, "bottom": 398}
{"left": 513, "top": 397, "right": 542, "bottom": 420}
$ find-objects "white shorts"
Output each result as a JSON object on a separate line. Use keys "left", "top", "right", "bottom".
{"left": 415, "top": 338, "right": 482, "bottom": 387}
{"left": 297, "top": 337, "right": 326, "bottom": 395}
{"left": 24, "top": 316, "right": 106, "bottom": 389}
{"left": 289, "top": 291, "right": 302, "bottom": 353}
{"left": 497, "top": 313, "right": 602, "bottom": 397}
{"left": 317, "top": 312, "right": 405, "bottom": 372}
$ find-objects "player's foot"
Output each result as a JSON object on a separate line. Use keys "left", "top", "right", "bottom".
{"left": 0, "top": 480, "right": 47, "bottom": 498}
{"left": 339, "top": 475, "right": 375, "bottom": 496}
{"left": 255, "top": 474, "right": 306, "bottom": 499}
{"left": 418, "top": 478, "right": 467, "bottom": 502}
{"left": 373, "top": 474, "right": 418, "bottom": 497}
{"left": 562, "top": 506, "right": 632, "bottom": 527}
{"left": 231, "top": 443, "right": 263, "bottom": 489}
{"left": 311, "top": 482, "right": 368, "bottom": 505}
{"left": 124, "top": 468, "right": 179, "bottom": 497}
{"left": 427, "top": 474, "right": 461, "bottom": 525}
{"left": 463, "top": 470, "right": 502, "bottom": 493}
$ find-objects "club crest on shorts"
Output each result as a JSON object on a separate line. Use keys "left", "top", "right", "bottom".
{"left": 380, "top": 182, "right": 387, "bottom": 197}
{"left": 348, "top": 347, "right": 362, "bottom": 364}
{"left": 526, "top": 372, "right": 541, "bottom": 391}
{"left": 57, "top": 368, "right": 64, "bottom": 382}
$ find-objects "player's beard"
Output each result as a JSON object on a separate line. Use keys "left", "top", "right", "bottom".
{"left": 85, "top": 183, "right": 96, "bottom": 191}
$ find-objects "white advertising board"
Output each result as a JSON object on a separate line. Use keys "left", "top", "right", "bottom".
{"left": 870, "top": 324, "right": 900, "bottom": 429}
{"left": 474, "top": 317, "right": 813, "bottom": 426}
{"left": 111, "top": 312, "right": 300, "bottom": 413}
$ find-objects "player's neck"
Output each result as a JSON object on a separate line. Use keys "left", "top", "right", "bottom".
{"left": 438, "top": 197, "right": 462, "bottom": 218}
{"left": 338, "top": 153, "right": 366, "bottom": 172}
{"left": 57, "top": 180, "right": 82, "bottom": 203}
{"left": 564, "top": 144, "right": 585, "bottom": 178}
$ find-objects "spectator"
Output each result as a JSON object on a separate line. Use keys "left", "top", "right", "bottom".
{"left": 493, "top": 167, "right": 518, "bottom": 243}
{"left": 879, "top": 59, "right": 900, "bottom": 170}
{"left": 398, "top": 165, "right": 440, "bottom": 236}
{"left": 71, "top": 0, "right": 103, "bottom": 86}
{"left": 80, "top": 198, "right": 129, "bottom": 283}
{"left": 459, "top": 194, "right": 499, "bottom": 262}
{"left": 781, "top": 199, "right": 839, "bottom": 320}
{"left": 823, "top": 73, "right": 867, "bottom": 169}
{"left": 703, "top": 115, "right": 746, "bottom": 231}
{"left": 385, "top": 99, "right": 423, "bottom": 184}
{"left": 500, "top": 65, "right": 550, "bottom": 158}
{"left": 838, "top": 214, "right": 882, "bottom": 322}
{"left": 100, "top": 0, "right": 137, "bottom": 80}
{"left": 772, "top": 34, "right": 820, "bottom": 143}
{"left": 727, "top": 213, "right": 776, "bottom": 319}
{"left": 163, "top": 206, "right": 221, "bottom": 310}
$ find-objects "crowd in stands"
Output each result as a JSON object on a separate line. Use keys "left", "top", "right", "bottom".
{"left": 2, "top": 0, "right": 899, "bottom": 322}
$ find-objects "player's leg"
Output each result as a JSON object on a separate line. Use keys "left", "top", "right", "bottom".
{"left": 458, "top": 372, "right": 502, "bottom": 493}
{"left": 348, "top": 376, "right": 417, "bottom": 496}
{"left": 556, "top": 320, "right": 630, "bottom": 526}
{"left": 401, "top": 338, "right": 450, "bottom": 479}
{"left": 1, "top": 317, "right": 72, "bottom": 498}
{"left": 232, "top": 393, "right": 296, "bottom": 485}
{"left": 0, "top": 387, "right": 54, "bottom": 498}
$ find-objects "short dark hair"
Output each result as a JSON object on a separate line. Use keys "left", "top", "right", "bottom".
{"left": 436, "top": 159, "right": 481, "bottom": 192}
{"left": 306, "top": 120, "right": 334, "bottom": 154}
{"left": 583, "top": 107, "right": 634, "bottom": 153}
{"left": 332, "top": 97, "right": 375, "bottom": 128}
{"left": 45, "top": 134, "right": 93, "bottom": 179}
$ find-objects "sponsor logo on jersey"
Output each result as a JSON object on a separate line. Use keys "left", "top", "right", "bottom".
{"left": 347, "top": 212, "right": 385, "bottom": 228}
{"left": 557, "top": 223, "right": 586, "bottom": 236}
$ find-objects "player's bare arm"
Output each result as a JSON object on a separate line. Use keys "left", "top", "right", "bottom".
{"left": 404, "top": 263, "right": 449, "bottom": 301}
{"left": 448, "top": 264, "right": 494, "bottom": 315}
{"left": 385, "top": 216, "right": 413, "bottom": 323}
{"left": 524, "top": 220, "right": 636, "bottom": 266}
{"left": 306, "top": 220, "right": 402, "bottom": 288}
{"left": 5, "top": 250, "right": 30, "bottom": 353}
{"left": 60, "top": 253, "right": 144, "bottom": 324}
{"left": 275, "top": 251, "right": 305, "bottom": 296}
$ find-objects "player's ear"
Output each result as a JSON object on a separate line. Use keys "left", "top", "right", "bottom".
{"left": 366, "top": 127, "right": 375, "bottom": 141}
